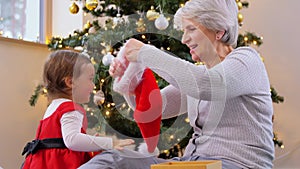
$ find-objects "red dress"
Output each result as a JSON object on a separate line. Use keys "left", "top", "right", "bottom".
{"left": 22, "top": 101, "right": 92, "bottom": 169}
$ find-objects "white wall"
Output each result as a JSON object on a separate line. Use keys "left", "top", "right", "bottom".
{"left": 239, "top": 0, "right": 300, "bottom": 168}
{"left": 0, "top": 37, "right": 49, "bottom": 169}
{"left": 52, "top": 0, "right": 83, "bottom": 37}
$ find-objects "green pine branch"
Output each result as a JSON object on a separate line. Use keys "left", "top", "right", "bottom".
{"left": 237, "top": 32, "right": 263, "bottom": 48}
{"left": 47, "top": 27, "right": 90, "bottom": 50}
{"left": 241, "top": 1, "right": 249, "bottom": 8}
{"left": 273, "top": 132, "right": 284, "bottom": 148}
{"left": 29, "top": 84, "right": 44, "bottom": 106}
{"left": 271, "top": 86, "right": 284, "bottom": 104}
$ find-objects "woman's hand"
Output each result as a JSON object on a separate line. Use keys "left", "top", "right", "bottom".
{"left": 124, "top": 38, "right": 145, "bottom": 62}
{"left": 109, "top": 38, "right": 144, "bottom": 78}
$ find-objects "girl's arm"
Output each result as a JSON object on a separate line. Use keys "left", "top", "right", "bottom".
{"left": 60, "top": 111, "right": 113, "bottom": 152}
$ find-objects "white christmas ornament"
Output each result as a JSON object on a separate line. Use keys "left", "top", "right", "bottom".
{"left": 102, "top": 53, "right": 114, "bottom": 66}
{"left": 113, "top": 13, "right": 124, "bottom": 26}
{"left": 93, "top": 90, "right": 105, "bottom": 105}
{"left": 155, "top": 14, "right": 169, "bottom": 30}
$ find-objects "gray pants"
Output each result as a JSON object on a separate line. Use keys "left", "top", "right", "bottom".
{"left": 78, "top": 149, "right": 243, "bottom": 169}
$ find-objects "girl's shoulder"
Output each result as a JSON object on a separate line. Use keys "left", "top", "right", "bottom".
{"left": 43, "top": 99, "right": 84, "bottom": 119}
{"left": 55, "top": 100, "right": 85, "bottom": 114}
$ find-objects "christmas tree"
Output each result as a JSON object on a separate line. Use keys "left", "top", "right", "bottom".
{"left": 30, "top": 0, "right": 284, "bottom": 158}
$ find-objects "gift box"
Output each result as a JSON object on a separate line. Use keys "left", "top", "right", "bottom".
{"left": 151, "top": 160, "right": 222, "bottom": 169}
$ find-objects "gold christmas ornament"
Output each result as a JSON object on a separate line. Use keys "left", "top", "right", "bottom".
{"left": 136, "top": 18, "right": 146, "bottom": 33}
{"left": 105, "top": 45, "right": 113, "bottom": 53}
{"left": 69, "top": 2, "right": 79, "bottom": 14}
{"left": 85, "top": 0, "right": 98, "bottom": 11}
{"left": 84, "top": 21, "right": 92, "bottom": 29}
{"left": 238, "top": 12, "right": 243, "bottom": 24}
{"left": 237, "top": 2, "right": 243, "bottom": 10}
{"left": 260, "top": 56, "right": 264, "bottom": 62}
{"left": 146, "top": 6, "right": 159, "bottom": 21}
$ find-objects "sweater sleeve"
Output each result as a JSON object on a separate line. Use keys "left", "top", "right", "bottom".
{"left": 61, "top": 111, "right": 113, "bottom": 152}
{"left": 137, "top": 45, "right": 267, "bottom": 100}
{"left": 160, "top": 85, "right": 187, "bottom": 119}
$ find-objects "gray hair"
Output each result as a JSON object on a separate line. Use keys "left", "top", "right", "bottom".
{"left": 174, "top": 0, "right": 239, "bottom": 48}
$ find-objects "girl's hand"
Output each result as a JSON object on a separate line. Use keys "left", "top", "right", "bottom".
{"left": 113, "top": 138, "right": 135, "bottom": 150}
{"left": 124, "top": 38, "right": 145, "bottom": 62}
{"left": 109, "top": 59, "right": 127, "bottom": 78}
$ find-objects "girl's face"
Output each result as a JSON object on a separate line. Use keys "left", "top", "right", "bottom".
{"left": 72, "top": 63, "right": 95, "bottom": 104}
{"left": 181, "top": 18, "right": 219, "bottom": 65}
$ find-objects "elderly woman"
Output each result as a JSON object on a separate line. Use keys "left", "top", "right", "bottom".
{"left": 79, "top": 0, "right": 274, "bottom": 168}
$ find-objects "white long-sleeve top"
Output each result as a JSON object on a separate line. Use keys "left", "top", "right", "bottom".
{"left": 136, "top": 45, "right": 274, "bottom": 169}
{"left": 43, "top": 99, "right": 113, "bottom": 152}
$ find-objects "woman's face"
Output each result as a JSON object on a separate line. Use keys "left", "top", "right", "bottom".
{"left": 72, "top": 63, "right": 95, "bottom": 104}
{"left": 181, "top": 18, "right": 218, "bottom": 64}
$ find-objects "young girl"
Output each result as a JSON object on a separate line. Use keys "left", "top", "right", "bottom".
{"left": 21, "top": 50, "right": 134, "bottom": 169}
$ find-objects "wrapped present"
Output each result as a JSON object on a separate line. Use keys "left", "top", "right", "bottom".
{"left": 151, "top": 160, "right": 222, "bottom": 169}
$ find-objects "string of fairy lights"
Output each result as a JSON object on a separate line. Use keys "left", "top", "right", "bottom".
{"left": 26, "top": 0, "right": 284, "bottom": 157}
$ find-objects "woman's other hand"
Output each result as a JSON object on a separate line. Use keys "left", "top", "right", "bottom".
{"left": 124, "top": 38, "right": 145, "bottom": 62}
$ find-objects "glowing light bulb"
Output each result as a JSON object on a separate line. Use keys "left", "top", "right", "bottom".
{"left": 185, "top": 118, "right": 190, "bottom": 123}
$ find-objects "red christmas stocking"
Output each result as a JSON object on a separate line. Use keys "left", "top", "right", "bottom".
{"left": 133, "top": 68, "right": 162, "bottom": 153}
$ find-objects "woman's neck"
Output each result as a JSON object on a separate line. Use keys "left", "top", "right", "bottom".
{"left": 205, "top": 41, "right": 234, "bottom": 68}
{"left": 217, "top": 44, "right": 233, "bottom": 60}
{"left": 205, "top": 44, "right": 233, "bottom": 68}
